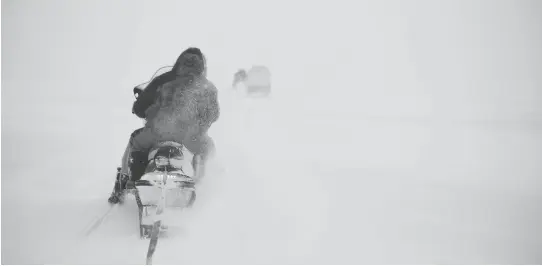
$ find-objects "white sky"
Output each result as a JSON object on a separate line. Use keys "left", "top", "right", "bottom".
{"left": 3, "top": 0, "right": 541, "bottom": 127}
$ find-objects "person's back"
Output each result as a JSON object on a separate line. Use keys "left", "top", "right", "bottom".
{"left": 145, "top": 75, "right": 219, "bottom": 153}
{"left": 131, "top": 47, "right": 219, "bottom": 159}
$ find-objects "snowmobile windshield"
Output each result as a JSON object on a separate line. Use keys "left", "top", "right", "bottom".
{"left": 133, "top": 66, "right": 173, "bottom": 99}
{"left": 136, "top": 66, "right": 173, "bottom": 90}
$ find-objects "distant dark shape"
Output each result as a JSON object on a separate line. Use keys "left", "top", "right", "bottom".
{"left": 232, "top": 69, "right": 248, "bottom": 87}
{"left": 232, "top": 65, "right": 271, "bottom": 97}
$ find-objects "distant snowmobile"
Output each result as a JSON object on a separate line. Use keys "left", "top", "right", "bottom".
{"left": 232, "top": 65, "right": 271, "bottom": 97}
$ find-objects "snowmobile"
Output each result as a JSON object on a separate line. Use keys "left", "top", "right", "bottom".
{"left": 98, "top": 65, "right": 202, "bottom": 264}
{"left": 232, "top": 65, "right": 272, "bottom": 98}
{"left": 128, "top": 65, "right": 199, "bottom": 239}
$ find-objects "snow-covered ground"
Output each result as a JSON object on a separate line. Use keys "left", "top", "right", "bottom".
{"left": 2, "top": 0, "right": 542, "bottom": 264}
{"left": 3, "top": 87, "right": 542, "bottom": 264}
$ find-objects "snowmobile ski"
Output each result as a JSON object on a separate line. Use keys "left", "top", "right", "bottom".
{"left": 145, "top": 220, "right": 162, "bottom": 265}
{"left": 84, "top": 203, "right": 118, "bottom": 237}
